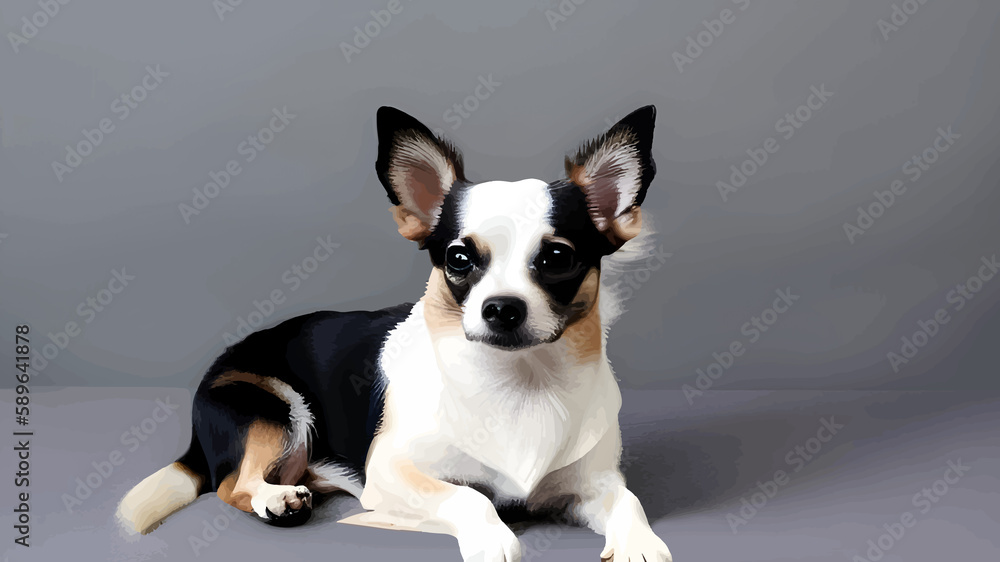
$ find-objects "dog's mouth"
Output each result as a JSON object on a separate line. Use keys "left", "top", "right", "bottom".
{"left": 466, "top": 329, "right": 561, "bottom": 351}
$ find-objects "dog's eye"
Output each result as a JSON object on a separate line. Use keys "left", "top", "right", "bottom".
{"left": 446, "top": 245, "right": 473, "bottom": 273}
{"left": 536, "top": 243, "right": 578, "bottom": 278}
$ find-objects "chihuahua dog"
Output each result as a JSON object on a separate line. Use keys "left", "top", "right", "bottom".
{"left": 118, "top": 105, "right": 671, "bottom": 562}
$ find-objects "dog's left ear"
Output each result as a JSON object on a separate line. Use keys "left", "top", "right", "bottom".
{"left": 375, "top": 106, "right": 466, "bottom": 243}
{"left": 565, "top": 105, "right": 656, "bottom": 247}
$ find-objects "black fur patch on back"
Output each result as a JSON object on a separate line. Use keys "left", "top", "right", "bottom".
{"left": 189, "top": 304, "right": 412, "bottom": 490}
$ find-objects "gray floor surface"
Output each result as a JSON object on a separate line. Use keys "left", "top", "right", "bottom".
{"left": 2, "top": 386, "right": 997, "bottom": 562}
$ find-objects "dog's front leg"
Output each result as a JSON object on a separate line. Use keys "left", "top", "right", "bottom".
{"left": 574, "top": 470, "right": 672, "bottom": 562}
{"left": 342, "top": 453, "right": 520, "bottom": 562}
{"left": 564, "top": 432, "right": 672, "bottom": 562}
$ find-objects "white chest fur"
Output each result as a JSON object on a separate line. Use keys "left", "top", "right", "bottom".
{"left": 377, "top": 302, "right": 622, "bottom": 499}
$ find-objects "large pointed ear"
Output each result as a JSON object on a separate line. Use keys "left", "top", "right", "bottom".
{"left": 565, "top": 105, "right": 656, "bottom": 247}
{"left": 375, "top": 106, "right": 466, "bottom": 243}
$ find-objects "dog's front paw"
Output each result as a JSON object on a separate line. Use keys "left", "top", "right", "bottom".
{"left": 456, "top": 522, "right": 521, "bottom": 562}
{"left": 601, "top": 527, "right": 672, "bottom": 562}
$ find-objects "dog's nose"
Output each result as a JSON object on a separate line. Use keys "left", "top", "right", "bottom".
{"left": 482, "top": 297, "right": 526, "bottom": 331}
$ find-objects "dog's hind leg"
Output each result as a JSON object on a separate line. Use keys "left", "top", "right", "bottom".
{"left": 200, "top": 371, "right": 315, "bottom": 527}
{"left": 216, "top": 420, "right": 313, "bottom": 526}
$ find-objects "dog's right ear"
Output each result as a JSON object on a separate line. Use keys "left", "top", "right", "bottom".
{"left": 375, "top": 107, "right": 465, "bottom": 243}
{"left": 565, "top": 106, "right": 656, "bottom": 248}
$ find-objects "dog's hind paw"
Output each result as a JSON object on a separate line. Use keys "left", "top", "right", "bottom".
{"left": 254, "top": 485, "right": 313, "bottom": 527}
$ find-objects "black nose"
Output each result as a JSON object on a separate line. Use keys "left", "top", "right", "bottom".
{"left": 482, "top": 297, "right": 527, "bottom": 331}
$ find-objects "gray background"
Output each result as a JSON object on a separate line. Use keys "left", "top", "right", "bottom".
{"left": 1, "top": 0, "right": 998, "bottom": 561}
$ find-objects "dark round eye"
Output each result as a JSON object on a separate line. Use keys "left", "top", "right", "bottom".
{"left": 446, "top": 245, "right": 473, "bottom": 273}
{"left": 538, "top": 243, "right": 577, "bottom": 276}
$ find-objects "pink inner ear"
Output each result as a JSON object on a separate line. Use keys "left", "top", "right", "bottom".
{"left": 406, "top": 164, "right": 444, "bottom": 218}
{"left": 585, "top": 160, "right": 625, "bottom": 231}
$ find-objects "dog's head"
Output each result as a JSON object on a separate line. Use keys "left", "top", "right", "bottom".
{"left": 375, "top": 106, "right": 656, "bottom": 351}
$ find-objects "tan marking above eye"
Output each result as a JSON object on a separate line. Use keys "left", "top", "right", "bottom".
{"left": 541, "top": 235, "right": 575, "bottom": 250}
{"left": 461, "top": 233, "right": 492, "bottom": 260}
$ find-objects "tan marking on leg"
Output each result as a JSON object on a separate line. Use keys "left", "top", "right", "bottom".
{"left": 217, "top": 472, "right": 252, "bottom": 513}
{"left": 562, "top": 268, "right": 603, "bottom": 363}
{"left": 397, "top": 459, "right": 449, "bottom": 495}
{"left": 210, "top": 371, "right": 314, "bottom": 461}
{"left": 216, "top": 421, "right": 296, "bottom": 514}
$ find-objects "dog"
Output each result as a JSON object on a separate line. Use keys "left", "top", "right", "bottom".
{"left": 117, "top": 105, "right": 672, "bottom": 562}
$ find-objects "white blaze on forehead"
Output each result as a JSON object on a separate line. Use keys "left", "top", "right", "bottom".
{"left": 459, "top": 179, "right": 561, "bottom": 338}
{"left": 460, "top": 179, "right": 553, "bottom": 268}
